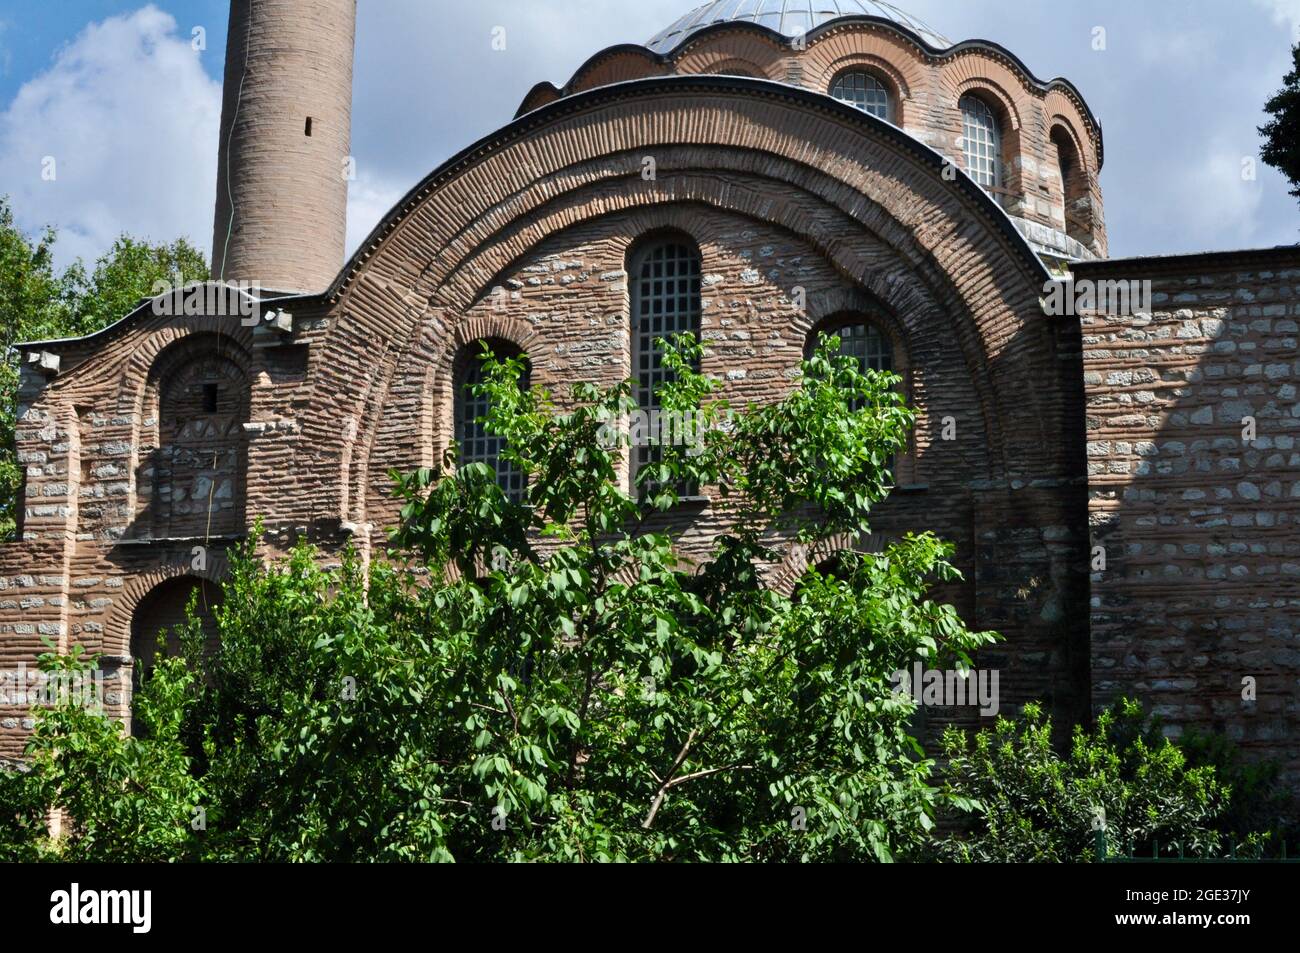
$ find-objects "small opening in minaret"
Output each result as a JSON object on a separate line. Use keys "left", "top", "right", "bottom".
{"left": 304, "top": 116, "right": 313, "bottom": 137}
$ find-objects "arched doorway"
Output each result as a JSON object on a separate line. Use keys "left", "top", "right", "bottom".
{"left": 128, "top": 576, "right": 221, "bottom": 734}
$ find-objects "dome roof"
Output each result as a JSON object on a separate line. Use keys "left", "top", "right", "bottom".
{"left": 646, "top": 0, "right": 952, "bottom": 55}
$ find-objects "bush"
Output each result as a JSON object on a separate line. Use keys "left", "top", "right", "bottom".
{"left": 936, "top": 699, "right": 1234, "bottom": 862}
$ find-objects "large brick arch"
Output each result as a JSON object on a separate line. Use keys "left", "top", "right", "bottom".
{"left": 304, "top": 77, "right": 1065, "bottom": 534}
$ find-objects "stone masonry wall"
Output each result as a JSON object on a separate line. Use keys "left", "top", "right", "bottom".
{"left": 1078, "top": 248, "right": 1300, "bottom": 787}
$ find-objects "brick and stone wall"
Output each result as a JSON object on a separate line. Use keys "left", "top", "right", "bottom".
{"left": 1, "top": 77, "right": 1090, "bottom": 759}
{"left": 1078, "top": 247, "right": 1300, "bottom": 786}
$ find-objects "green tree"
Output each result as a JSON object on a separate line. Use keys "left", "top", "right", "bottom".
{"left": 1260, "top": 42, "right": 1300, "bottom": 206}
{"left": 3, "top": 337, "right": 1001, "bottom": 862}
{"left": 0, "top": 196, "right": 207, "bottom": 541}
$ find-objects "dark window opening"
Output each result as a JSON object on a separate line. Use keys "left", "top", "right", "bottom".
{"left": 630, "top": 240, "right": 702, "bottom": 498}
{"left": 455, "top": 343, "right": 530, "bottom": 503}
{"left": 304, "top": 116, "right": 313, "bottom": 137}
{"left": 202, "top": 383, "right": 219, "bottom": 414}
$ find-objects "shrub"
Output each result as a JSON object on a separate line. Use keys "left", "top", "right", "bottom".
{"left": 937, "top": 699, "right": 1232, "bottom": 862}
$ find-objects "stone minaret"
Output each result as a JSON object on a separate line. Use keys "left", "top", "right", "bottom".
{"left": 211, "top": 0, "right": 357, "bottom": 293}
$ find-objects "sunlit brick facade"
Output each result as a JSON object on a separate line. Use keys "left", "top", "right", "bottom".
{"left": 2, "top": 1, "right": 1296, "bottom": 790}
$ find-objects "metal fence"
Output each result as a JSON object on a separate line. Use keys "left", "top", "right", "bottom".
{"left": 1095, "top": 830, "right": 1299, "bottom": 863}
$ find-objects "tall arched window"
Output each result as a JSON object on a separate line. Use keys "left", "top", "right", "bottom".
{"left": 807, "top": 317, "right": 907, "bottom": 482}
{"left": 630, "top": 239, "right": 702, "bottom": 494}
{"left": 959, "top": 94, "right": 1003, "bottom": 199}
{"left": 455, "top": 340, "right": 528, "bottom": 502}
{"left": 830, "top": 70, "right": 892, "bottom": 121}
{"left": 1051, "top": 126, "right": 1089, "bottom": 246}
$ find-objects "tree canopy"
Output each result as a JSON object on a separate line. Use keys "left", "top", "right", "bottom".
{"left": 1260, "top": 42, "right": 1300, "bottom": 206}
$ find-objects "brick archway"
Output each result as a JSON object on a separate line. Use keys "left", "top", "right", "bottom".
{"left": 766, "top": 531, "right": 897, "bottom": 597}
{"left": 103, "top": 558, "right": 228, "bottom": 659}
{"left": 304, "top": 77, "right": 1067, "bottom": 538}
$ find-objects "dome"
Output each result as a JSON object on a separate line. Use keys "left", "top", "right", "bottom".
{"left": 646, "top": 0, "right": 952, "bottom": 55}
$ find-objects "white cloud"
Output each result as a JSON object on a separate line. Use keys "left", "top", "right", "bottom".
{"left": 1254, "top": 0, "right": 1300, "bottom": 38}
{"left": 0, "top": 5, "right": 220, "bottom": 269}
{"left": 345, "top": 168, "right": 405, "bottom": 259}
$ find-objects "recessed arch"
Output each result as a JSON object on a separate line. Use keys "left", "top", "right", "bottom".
{"left": 822, "top": 50, "right": 913, "bottom": 105}
{"left": 958, "top": 90, "right": 1008, "bottom": 204}
{"left": 1050, "top": 118, "right": 1095, "bottom": 249}
{"left": 133, "top": 332, "right": 251, "bottom": 540}
{"left": 805, "top": 310, "right": 917, "bottom": 484}
{"left": 767, "top": 531, "right": 896, "bottom": 598}
{"left": 450, "top": 336, "right": 530, "bottom": 501}
{"left": 952, "top": 76, "right": 1021, "bottom": 132}
{"left": 626, "top": 231, "right": 704, "bottom": 494}
{"left": 127, "top": 574, "right": 221, "bottom": 735}
{"left": 103, "top": 553, "right": 229, "bottom": 659}
{"left": 321, "top": 78, "right": 1062, "bottom": 538}
{"left": 701, "top": 57, "right": 766, "bottom": 78}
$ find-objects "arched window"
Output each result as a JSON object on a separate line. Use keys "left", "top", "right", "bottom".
{"left": 807, "top": 319, "right": 894, "bottom": 406}
{"left": 959, "top": 94, "right": 1003, "bottom": 198}
{"left": 138, "top": 338, "right": 249, "bottom": 540}
{"left": 830, "top": 70, "right": 892, "bottom": 121}
{"left": 630, "top": 239, "right": 702, "bottom": 494}
{"left": 807, "top": 317, "right": 908, "bottom": 481}
{"left": 455, "top": 340, "right": 528, "bottom": 502}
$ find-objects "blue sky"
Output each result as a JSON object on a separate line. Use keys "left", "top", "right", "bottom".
{"left": 0, "top": 0, "right": 1296, "bottom": 271}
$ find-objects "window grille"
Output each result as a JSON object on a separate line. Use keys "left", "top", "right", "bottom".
{"left": 830, "top": 71, "right": 891, "bottom": 121}
{"left": 631, "top": 241, "right": 702, "bottom": 496}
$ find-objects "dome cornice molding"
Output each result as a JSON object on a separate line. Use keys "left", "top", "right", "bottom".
{"left": 515, "top": 15, "right": 1103, "bottom": 167}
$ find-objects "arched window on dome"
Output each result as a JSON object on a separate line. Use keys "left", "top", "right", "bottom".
{"left": 629, "top": 237, "right": 702, "bottom": 497}
{"left": 454, "top": 340, "right": 529, "bottom": 503}
{"left": 959, "top": 94, "right": 1004, "bottom": 203}
{"left": 830, "top": 70, "right": 893, "bottom": 122}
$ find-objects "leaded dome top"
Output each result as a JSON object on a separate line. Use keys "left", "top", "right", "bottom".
{"left": 646, "top": 0, "right": 952, "bottom": 55}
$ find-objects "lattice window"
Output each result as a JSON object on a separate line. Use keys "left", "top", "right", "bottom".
{"left": 809, "top": 319, "right": 902, "bottom": 481}
{"left": 631, "top": 241, "right": 702, "bottom": 495}
{"left": 456, "top": 346, "right": 528, "bottom": 503}
{"left": 960, "top": 94, "right": 1003, "bottom": 197}
{"left": 830, "top": 71, "right": 891, "bottom": 121}
{"left": 837, "top": 321, "right": 892, "bottom": 375}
